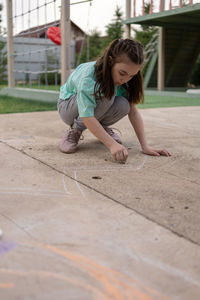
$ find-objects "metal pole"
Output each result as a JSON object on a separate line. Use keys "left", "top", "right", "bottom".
{"left": 6, "top": 0, "right": 15, "bottom": 88}
{"left": 158, "top": 27, "right": 165, "bottom": 91}
{"left": 125, "top": 0, "right": 131, "bottom": 38}
{"left": 61, "top": 0, "right": 71, "bottom": 85}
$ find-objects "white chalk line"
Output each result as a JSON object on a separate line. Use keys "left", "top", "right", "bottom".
{"left": 135, "top": 156, "right": 148, "bottom": 170}
{"left": 62, "top": 168, "right": 72, "bottom": 196}
{"left": 131, "top": 252, "right": 200, "bottom": 288}
{"left": 73, "top": 170, "right": 86, "bottom": 199}
{"left": 156, "top": 121, "right": 180, "bottom": 128}
{"left": 0, "top": 191, "right": 69, "bottom": 198}
{"left": 70, "top": 157, "right": 148, "bottom": 199}
{"left": 62, "top": 167, "right": 86, "bottom": 199}
{"left": 0, "top": 187, "right": 70, "bottom": 198}
{"left": 70, "top": 156, "right": 148, "bottom": 172}
{"left": 0, "top": 187, "right": 69, "bottom": 194}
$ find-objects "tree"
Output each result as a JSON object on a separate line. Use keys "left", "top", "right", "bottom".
{"left": 133, "top": 3, "right": 157, "bottom": 48}
{"left": 77, "top": 6, "right": 124, "bottom": 64}
{"left": 0, "top": 3, "right": 7, "bottom": 82}
{"left": 105, "top": 6, "right": 124, "bottom": 44}
{"left": 133, "top": 3, "right": 158, "bottom": 78}
{"left": 79, "top": 29, "right": 103, "bottom": 64}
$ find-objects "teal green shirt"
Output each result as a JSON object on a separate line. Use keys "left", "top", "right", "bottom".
{"left": 59, "top": 61, "right": 129, "bottom": 118}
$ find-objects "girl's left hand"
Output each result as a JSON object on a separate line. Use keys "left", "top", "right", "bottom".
{"left": 142, "top": 146, "right": 171, "bottom": 157}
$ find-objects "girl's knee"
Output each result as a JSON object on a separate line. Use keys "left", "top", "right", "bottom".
{"left": 116, "top": 96, "right": 130, "bottom": 116}
{"left": 57, "top": 97, "right": 78, "bottom": 126}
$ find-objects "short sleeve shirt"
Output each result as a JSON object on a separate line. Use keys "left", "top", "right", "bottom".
{"left": 116, "top": 85, "right": 129, "bottom": 99}
{"left": 59, "top": 61, "right": 129, "bottom": 118}
{"left": 59, "top": 61, "right": 97, "bottom": 117}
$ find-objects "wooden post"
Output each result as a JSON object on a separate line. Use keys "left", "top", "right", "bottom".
{"left": 6, "top": 0, "right": 15, "bottom": 88}
{"left": 125, "top": 0, "right": 131, "bottom": 38}
{"left": 150, "top": 0, "right": 153, "bottom": 14}
{"left": 133, "top": 0, "right": 136, "bottom": 17}
{"left": 61, "top": 0, "right": 71, "bottom": 85}
{"left": 189, "top": 0, "right": 193, "bottom": 5}
{"left": 159, "top": 0, "right": 165, "bottom": 12}
{"left": 169, "top": 0, "right": 172, "bottom": 10}
{"left": 179, "top": 0, "right": 182, "bottom": 8}
{"left": 142, "top": 0, "right": 145, "bottom": 15}
{"left": 158, "top": 27, "right": 165, "bottom": 91}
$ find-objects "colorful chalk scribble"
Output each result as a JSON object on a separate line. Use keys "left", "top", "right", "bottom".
{"left": 0, "top": 241, "right": 171, "bottom": 300}
{"left": 0, "top": 241, "right": 17, "bottom": 256}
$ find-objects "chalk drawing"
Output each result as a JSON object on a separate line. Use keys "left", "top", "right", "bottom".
{"left": 2, "top": 239, "right": 190, "bottom": 299}
{"left": 0, "top": 268, "right": 106, "bottom": 300}
{"left": 62, "top": 168, "right": 72, "bottom": 195}
{"left": 157, "top": 122, "right": 180, "bottom": 129}
{"left": 38, "top": 242, "right": 171, "bottom": 300}
{"left": 0, "top": 187, "right": 70, "bottom": 198}
{"left": 0, "top": 282, "right": 14, "bottom": 288}
{"left": 136, "top": 156, "right": 148, "bottom": 171}
{"left": 0, "top": 241, "right": 17, "bottom": 256}
{"left": 130, "top": 252, "right": 200, "bottom": 288}
{"left": 69, "top": 155, "right": 148, "bottom": 173}
{"left": 74, "top": 170, "right": 86, "bottom": 199}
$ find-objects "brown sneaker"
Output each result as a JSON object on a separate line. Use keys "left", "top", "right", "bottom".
{"left": 104, "top": 127, "right": 122, "bottom": 144}
{"left": 59, "top": 128, "right": 82, "bottom": 153}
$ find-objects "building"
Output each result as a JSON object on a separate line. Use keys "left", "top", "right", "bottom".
{"left": 5, "top": 20, "right": 86, "bottom": 83}
{"left": 17, "top": 20, "right": 85, "bottom": 54}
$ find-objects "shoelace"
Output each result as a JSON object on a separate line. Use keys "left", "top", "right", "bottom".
{"left": 105, "top": 127, "right": 122, "bottom": 137}
{"left": 66, "top": 129, "right": 84, "bottom": 143}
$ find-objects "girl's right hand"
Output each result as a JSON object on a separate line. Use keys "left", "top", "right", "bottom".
{"left": 109, "top": 143, "right": 128, "bottom": 163}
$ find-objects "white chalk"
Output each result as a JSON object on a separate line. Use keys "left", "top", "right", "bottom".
{"left": 0, "top": 228, "right": 3, "bottom": 238}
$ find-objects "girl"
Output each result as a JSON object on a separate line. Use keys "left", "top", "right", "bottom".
{"left": 58, "top": 38, "right": 171, "bottom": 163}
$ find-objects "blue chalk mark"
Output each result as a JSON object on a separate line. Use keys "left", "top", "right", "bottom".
{"left": 0, "top": 241, "right": 17, "bottom": 255}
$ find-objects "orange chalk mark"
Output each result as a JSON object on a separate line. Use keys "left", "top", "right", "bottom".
{"left": 40, "top": 243, "right": 170, "bottom": 300}
{"left": 42, "top": 244, "right": 125, "bottom": 300}
{"left": 99, "top": 267, "right": 171, "bottom": 300}
{"left": 0, "top": 282, "right": 14, "bottom": 288}
{"left": 0, "top": 268, "right": 105, "bottom": 299}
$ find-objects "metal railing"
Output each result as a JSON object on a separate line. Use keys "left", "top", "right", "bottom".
{"left": 132, "top": 0, "right": 199, "bottom": 17}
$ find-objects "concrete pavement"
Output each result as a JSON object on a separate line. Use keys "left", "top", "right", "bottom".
{"left": 0, "top": 106, "right": 200, "bottom": 299}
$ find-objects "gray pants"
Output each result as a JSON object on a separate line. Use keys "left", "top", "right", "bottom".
{"left": 57, "top": 94, "right": 130, "bottom": 132}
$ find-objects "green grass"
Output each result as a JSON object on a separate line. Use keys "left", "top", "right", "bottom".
{"left": 0, "top": 84, "right": 8, "bottom": 91}
{"left": 0, "top": 84, "right": 200, "bottom": 114}
{"left": 0, "top": 83, "right": 58, "bottom": 91}
{"left": 15, "top": 83, "right": 59, "bottom": 91}
{"left": 0, "top": 94, "right": 57, "bottom": 114}
{"left": 138, "top": 95, "right": 200, "bottom": 109}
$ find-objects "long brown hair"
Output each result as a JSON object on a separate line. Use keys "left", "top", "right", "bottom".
{"left": 94, "top": 39, "right": 144, "bottom": 104}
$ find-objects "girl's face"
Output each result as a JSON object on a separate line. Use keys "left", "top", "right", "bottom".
{"left": 111, "top": 56, "right": 142, "bottom": 86}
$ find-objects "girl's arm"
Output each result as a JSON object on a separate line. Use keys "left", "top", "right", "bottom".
{"left": 128, "top": 103, "right": 171, "bottom": 156}
{"left": 81, "top": 116, "right": 128, "bottom": 162}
